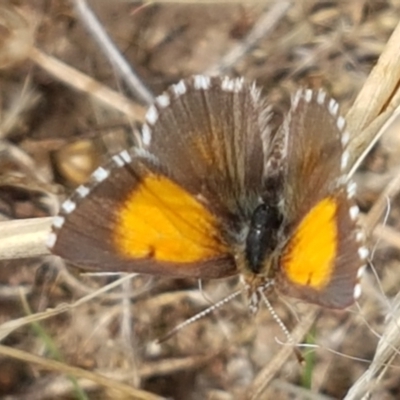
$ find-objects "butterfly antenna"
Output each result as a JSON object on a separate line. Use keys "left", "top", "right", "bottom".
{"left": 155, "top": 289, "right": 242, "bottom": 343}
{"left": 258, "top": 288, "right": 293, "bottom": 344}
{"left": 258, "top": 288, "right": 304, "bottom": 362}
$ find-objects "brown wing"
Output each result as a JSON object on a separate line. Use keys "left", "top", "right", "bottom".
{"left": 273, "top": 89, "right": 368, "bottom": 308}
{"left": 48, "top": 76, "right": 271, "bottom": 279}
{"left": 48, "top": 151, "right": 237, "bottom": 279}
{"left": 277, "top": 89, "right": 346, "bottom": 221}
{"left": 143, "top": 76, "right": 269, "bottom": 223}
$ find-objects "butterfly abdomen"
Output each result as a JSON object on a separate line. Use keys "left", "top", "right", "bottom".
{"left": 245, "top": 203, "right": 283, "bottom": 275}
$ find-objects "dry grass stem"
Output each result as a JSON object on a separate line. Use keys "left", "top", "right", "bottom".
{"left": 247, "top": 308, "right": 319, "bottom": 399}
{"left": 0, "top": 273, "right": 135, "bottom": 342}
{"left": 347, "top": 19, "right": 400, "bottom": 166}
{"left": 206, "top": 1, "right": 291, "bottom": 75}
{"left": 0, "top": 217, "right": 53, "bottom": 259}
{"left": 0, "top": 344, "right": 165, "bottom": 400}
{"left": 29, "top": 47, "right": 146, "bottom": 122}
{"left": 344, "top": 293, "right": 400, "bottom": 400}
{"left": 73, "top": 0, "right": 154, "bottom": 105}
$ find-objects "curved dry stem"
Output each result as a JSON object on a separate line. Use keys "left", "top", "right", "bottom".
{"left": 29, "top": 47, "right": 146, "bottom": 122}
{"left": 0, "top": 344, "right": 165, "bottom": 400}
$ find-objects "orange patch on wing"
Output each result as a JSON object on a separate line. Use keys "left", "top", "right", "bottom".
{"left": 281, "top": 197, "right": 338, "bottom": 289}
{"left": 113, "top": 173, "right": 227, "bottom": 263}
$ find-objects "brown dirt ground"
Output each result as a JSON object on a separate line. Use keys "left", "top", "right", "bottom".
{"left": 1, "top": 1, "right": 400, "bottom": 399}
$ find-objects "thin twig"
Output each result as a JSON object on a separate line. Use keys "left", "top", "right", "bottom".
{"left": 0, "top": 274, "right": 136, "bottom": 342}
{"left": 344, "top": 292, "right": 400, "bottom": 400}
{"left": 364, "top": 169, "right": 400, "bottom": 235}
{"left": 73, "top": 0, "right": 154, "bottom": 105}
{"left": 0, "top": 344, "right": 165, "bottom": 400}
{"left": 247, "top": 308, "right": 319, "bottom": 400}
{"left": 206, "top": 2, "right": 290, "bottom": 75}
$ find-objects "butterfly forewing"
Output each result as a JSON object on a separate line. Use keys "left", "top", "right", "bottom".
{"left": 278, "top": 90, "right": 344, "bottom": 221}
{"left": 143, "top": 76, "right": 269, "bottom": 220}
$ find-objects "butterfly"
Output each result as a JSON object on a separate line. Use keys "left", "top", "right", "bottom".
{"left": 47, "top": 75, "right": 368, "bottom": 309}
